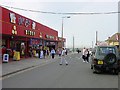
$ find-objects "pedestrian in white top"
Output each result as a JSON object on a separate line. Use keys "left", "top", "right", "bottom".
{"left": 60, "top": 48, "right": 68, "bottom": 65}
{"left": 50, "top": 48, "right": 55, "bottom": 59}
{"left": 40, "top": 49, "right": 43, "bottom": 59}
{"left": 82, "top": 47, "right": 86, "bottom": 62}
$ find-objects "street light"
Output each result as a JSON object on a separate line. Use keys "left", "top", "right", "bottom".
{"left": 61, "top": 16, "right": 70, "bottom": 48}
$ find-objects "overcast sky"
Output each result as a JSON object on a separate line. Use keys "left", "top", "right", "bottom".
{"left": 1, "top": 0, "right": 119, "bottom": 48}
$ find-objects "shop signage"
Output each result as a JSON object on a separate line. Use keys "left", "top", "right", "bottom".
{"left": 32, "top": 22, "right": 36, "bottom": 29}
{"left": 58, "top": 37, "right": 62, "bottom": 41}
{"left": 12, "top": 26, "right": 17, "bottom": 35}
{"left": 45, "top": 35, "right": 54, "bottom": 39}
{"left": 25, "top": 19, "right": 30, "bottom": 27}
{"left": 50, "top": 42, "right": 55, "bottom": 45}
{"left": 18, "top": 17, "right": 25, "bottom": 25}
{"left": 56, "top": 37, "right": 58, "bottom": 40}
{"left": 116, "top": 34, "right": 119, "bottom": 41}
{"left": 25, "top": 30, "right": 35, "bottom": 36}
{"left": 10, "top": 13, "right": 16, "bottom": 24}
{"left": 46, "top": 42, "right": 55, "bottom": 45}
{"left": 50, "top": 36, "right": 54, "bottom": 39}
{"left": 46, "top": 35, "right": 49, "bottom": 38}
{"left": 39, "top": 32, "right": 42, "bottom": 38}
{"left": 30, "top": 39, "right": 41, "bottom": 45}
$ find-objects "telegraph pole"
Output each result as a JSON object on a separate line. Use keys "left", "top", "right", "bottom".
{"left": 61, "top": 16, "right": 70, "bottom": 48}
{"left": 61, "top": 18, "right": 63, "bottom": 48}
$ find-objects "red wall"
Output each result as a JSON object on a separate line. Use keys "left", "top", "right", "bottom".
{"left": 0, "top": 7, "right": 2, "bottom": 34}
{"left": 1, "top": 6, "right": 58, "bottom": 41}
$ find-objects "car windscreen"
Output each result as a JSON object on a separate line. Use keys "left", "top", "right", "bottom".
{"left": 98, "top": 47, "right": 116, "bottom": 55}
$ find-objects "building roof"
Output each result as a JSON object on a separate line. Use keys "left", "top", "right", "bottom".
{"left": 106, "top": 33, "right": 120, "bottom": 42}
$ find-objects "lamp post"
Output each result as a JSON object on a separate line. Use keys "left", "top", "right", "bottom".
{"left": 61, "top": 16, "right": 70, "bottom": 48}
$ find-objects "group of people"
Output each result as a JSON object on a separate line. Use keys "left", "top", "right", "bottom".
{"left": 82, "top": 47, "right": 91, "bottom": 63}
{"left": 29, "top": 46, "right": 68, "bottom": 65}
{"left": 39, "top": 47, "right": 68, "bottom": 65}
{"left": 29, "top": 46, "right": 91, "bottom": 65}
{"left": 29, "top": 47, "right": 50, "bottom": 59}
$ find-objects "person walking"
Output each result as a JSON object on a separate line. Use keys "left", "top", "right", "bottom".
{"left": 86, "top": 49, "right": 90, "bottom": 63}
{"left": 65, "top": 48, "right": 68, "bottom": 55}
{"left": 58, "top": 48, "right": 62, "bottom": 57}
{"left": 46, "top": 48, "right": 50, "bottom": 58}
{"left": 82, "top": 47, "right": 86, "bottom": 62}
{"left": 43, "top": 48, "right": 46, "bottom": 59}
{"left": 40, "top": 49, "right": 43, "bottom": 59}
{"left": 50, "top": 48, "right": 55, "bottom": 59}
{"left": 29, "top": 47, "right": 33, "bottom": 57}
{"left": 60, "top": 48, "right": 68, "bottom": 65}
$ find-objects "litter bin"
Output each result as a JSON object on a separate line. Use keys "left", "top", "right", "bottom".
{"left": 13, "top": 51, "right": 20, "bottom": 61}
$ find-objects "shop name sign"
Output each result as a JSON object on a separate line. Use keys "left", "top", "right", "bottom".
{"left": 18, "top": 17, "right": 25, "bottom": 25}
{"left": 58, "top": 37, "right": 62, "bottom": 41}
{"left": 25, "top": 30, "right": 35, "bottom": 36}
{"left": 10, "top": 12, "right": 36, "bottom": 29}
{"left": 25, "top": 19, "right": 30, "bottom": 27}
{"left": 45, "top": 35, "right": 54, "bottom": 39}
{"left": 10, "top": 13, "right": 16, "bottom": 24}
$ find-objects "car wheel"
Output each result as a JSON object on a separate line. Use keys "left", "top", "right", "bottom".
{"left": 115, "top": 70, "right": 119, "bottom": 75}
{"left": 93, "top": 66, "right": 101, "bottom": 74}
{"left": 104, "top": 53, "right": 117, "bottom": 65}
{"left": 112, "top": 69, "right": 119, "bottom": 75}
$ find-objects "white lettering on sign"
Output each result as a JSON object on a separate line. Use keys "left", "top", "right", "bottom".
{"left": 45, "top": 35, "right": 54, "bottom": 39}
{"left": 18, "top": 17, "right": 25, "bottom": 25}
{"left": 32, "top": 22, "right": 36, "bottom": 29}
{"left": 25, "top": 30, "right": 35, "bottom": 36}
{"left": 10, "top": 13, "right": 16, "bottom": 24}
{"left": 25, "top": 19, "right": 30, "bottom": 27}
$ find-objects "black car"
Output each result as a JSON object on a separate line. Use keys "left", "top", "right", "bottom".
{"left": 90, "top": 46, "right": 120, "bottom": 74}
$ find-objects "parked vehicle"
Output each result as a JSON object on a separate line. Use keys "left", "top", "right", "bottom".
{"left": 90, "top": 46, "right": 120, "bottom": 74}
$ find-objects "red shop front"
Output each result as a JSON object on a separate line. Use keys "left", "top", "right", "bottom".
{"left": 0, "top": 6, "right": 59, "bottom": 61}
{"left": 1, "top": 6, "right": 40, "bottom": 59}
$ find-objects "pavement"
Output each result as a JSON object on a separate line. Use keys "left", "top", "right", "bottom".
{"left": 1, "top": 53, "right": 73, "bottom": 77}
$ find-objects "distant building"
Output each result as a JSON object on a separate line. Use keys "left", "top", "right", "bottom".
{"left": 97, "top": 41, "right": 108, "bottom": 46}
{"left": 105, "top": 33, "right": 120, "bottom": 48}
